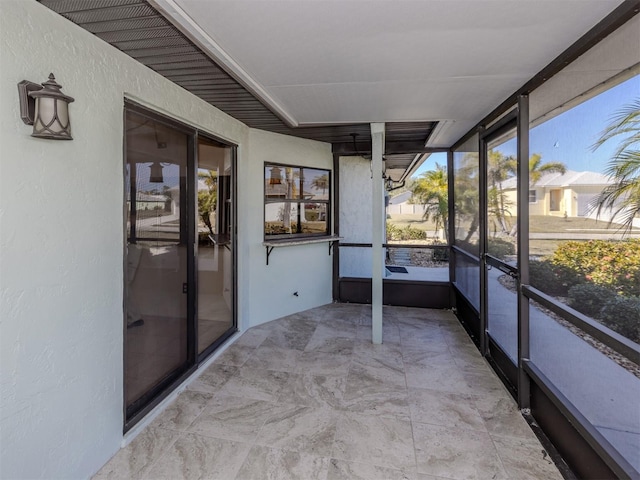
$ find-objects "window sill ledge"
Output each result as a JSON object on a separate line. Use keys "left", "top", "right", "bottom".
{"left": 263, "top": 235, "right": 342, "bottom": 248}
{"left": 263, "top": 235, "right": 342, "bottom": 264}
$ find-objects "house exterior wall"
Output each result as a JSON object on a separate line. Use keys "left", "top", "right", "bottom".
{"left": 244, "top": 128, "right": 333, "bottom": 326}
{"left": 508, "top": 185, "right": 607, "bottom": 218}
{"left": 339, "top": 157, "right": 375, "bottom": 277}
{"left": 0, "top": 1, "right": 332, "bottom": 478}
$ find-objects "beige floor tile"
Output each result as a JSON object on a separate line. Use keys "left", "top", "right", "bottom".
{"left": 408, "top": 388, "right": 487, "bottom": 432}
{"left": 243, "top": 341, "right": 302, "bottom": 372}
{"left": 187, "top": 364, "right": 238, "bottom": 394}
{"left": 295, "top": 351, "right": 352, "bottom": 375}
{"left": 142, "top": 433, "right": 251, "bottom": 480}
{"left": 278, "top": 372, "right": 347, "bottom": 409}
{"left": 92, "top": 427, "right": 179, "bottom": 479}
{"left": 413, "top": 422, "right": 507, "bottom": 480}
{"left": 108, "top": 305, "right": 563, "bottom": 480}
{"left": 235, "top": 445, "right": 329, "bottom": 480}
{"left": 216, "top": 344, "right": 256, "bottom": 367}
{"left": 255, "top": 405, "right": 338, "bottom": 457}
{"left": 219, "top": 367, "right": 290, "bottom": 402}
{"left": 492, "top": 434, "right": 563, "bottom": 480}
{"left": 332, "top": 411, "right": 416, "bottom": 471}
{"left": 150, "top": 390, "right": 213, "bottom": 431}
{"left": 326, "top": 459, "right": 415, "bottom": 480}
{"left": 473, "top": 395, "right": 538, "bottom": 440}
{"left": 187, "top": 394, "right": 286, "bottom": 443}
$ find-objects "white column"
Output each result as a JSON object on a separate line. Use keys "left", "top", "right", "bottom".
{"left": 371, "top": 122, "right": 385, "bottom": 344}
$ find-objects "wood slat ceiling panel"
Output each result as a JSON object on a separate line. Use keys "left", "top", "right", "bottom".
{"left": 62, "top": 4, "right": 158, "bottom": 23}
{"left": 112, "top": 36, "right": 190, "bottom": 50}
{"left": 84, "top": 16, "right": 169, "bottom": 33}
{"left": 39, "top": 0, "right": 143, "bottom": 13}
{"left": 96, "top": 26, "right": 182, "bottom": 43}
{"left": 38, "top": 0, "right": 436, "bottom": 172}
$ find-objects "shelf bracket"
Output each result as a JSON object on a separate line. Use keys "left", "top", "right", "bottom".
{"left": 329, "top": 241, "right": 336, "bottom": 256}
{"left": 266, "top": 245, "right": 274, "bottom": 265}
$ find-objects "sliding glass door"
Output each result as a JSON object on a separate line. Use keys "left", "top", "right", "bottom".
{"left": 196, "top": 136, "right": 235, "bottom": 355}
{"left": 124, "top": 109, "right": 190, "bottom": 418}
{"left": 124, "top": 103, "right": 236, "bottom": 427}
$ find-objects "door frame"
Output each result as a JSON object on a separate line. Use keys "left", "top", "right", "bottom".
{"left": 479, "top": 110, "right": 520, "bottom": 394}
{"left": 122, "top": 100, "right": 237, "bottom": 432}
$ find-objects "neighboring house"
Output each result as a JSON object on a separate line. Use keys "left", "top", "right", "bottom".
{"left": 132, "top": 193, "right": 168, "bottom": 211}
{"left": 502, "top": 169, "right": 612, "bottom": 218}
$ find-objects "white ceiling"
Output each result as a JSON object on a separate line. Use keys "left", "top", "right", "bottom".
{"left": 151, "top": 0, "right": 624, "bottom": 147}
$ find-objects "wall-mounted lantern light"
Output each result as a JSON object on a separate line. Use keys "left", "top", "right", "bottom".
{"left": 18, "top": 73, "right": 74, "bottom": 140}
{"left": 149, "top": 162, "right": 165, "bottom": 183}
{"left": 269, "top": 166, "right": 282, "bottom": 185}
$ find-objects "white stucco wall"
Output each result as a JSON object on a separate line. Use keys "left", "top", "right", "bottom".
{"left": 339, "top": 156, "right": 385, "bottom": 278}
{"left": 245, "top": 129, "right": 334, "bottom": 326}
{"left": 0, "top": 1, "right": 332, "bottom": 478}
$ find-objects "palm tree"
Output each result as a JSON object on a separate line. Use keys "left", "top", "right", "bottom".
{"left": 453, "top": 152, "right": 480, "bottom": 243}
{"left": 310, "top": 174, "right": 329, "bottom": 196}
{"left": 529, "top": 153, "right": 566, "bottom": 186}
{"left": 487, "top": 150, "right": 516, "bottom": 233}
{"left": 411, "top": 163, "right": 449, "bottom": 241}
{"left": 592, "top": 98, "right": 640, "bottom": 233}
{"left": 197, "top": 170, "right": 217, "bottom": 236}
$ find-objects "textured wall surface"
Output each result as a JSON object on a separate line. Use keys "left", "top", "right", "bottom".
{"left": 339, "top": 157, "right": 379, "bottom": 277}
{"left": 245, "top": 128, "right": 333, "bottom": 327}
{"left": 0, "top": 1, "right": 332, "bottom": 478}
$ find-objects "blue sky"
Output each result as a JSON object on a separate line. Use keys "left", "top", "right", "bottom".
{"left": 412, "top": 74, "right": 639, "bottom": 178}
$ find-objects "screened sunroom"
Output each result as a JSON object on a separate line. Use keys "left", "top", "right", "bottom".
{"left": 1, "top": 1, "right": 639, "bottom": 479}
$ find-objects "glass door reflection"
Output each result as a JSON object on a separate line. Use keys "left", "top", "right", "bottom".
{"left": 124, "top": 110, "right": 189, "bottom": 414}
{"left": 197, "top": 137, "right": 235, "bottom": 354}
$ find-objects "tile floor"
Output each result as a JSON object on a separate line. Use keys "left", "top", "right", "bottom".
{"left": 95, "top": 304, "right": 563, "bottom": 480}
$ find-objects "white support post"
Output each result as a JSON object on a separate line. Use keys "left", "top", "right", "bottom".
{"left": 371, "top": 122, "right": 385, "bottom": 344}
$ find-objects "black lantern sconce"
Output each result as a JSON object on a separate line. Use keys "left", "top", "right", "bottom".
{"left": 149, "top": 162, "right": 165, "bottom": 183}
{"left": 18, "top": 73, "right": 74, "bottom": 140}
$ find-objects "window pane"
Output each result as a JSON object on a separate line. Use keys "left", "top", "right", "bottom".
{"left": 529, "top": 75, "right": 640, "bottom": 342}
{"left": 301, "top": 203, "right": 328, "bottom": 234}
{"left": 530, "top": 307, "right": 640, "bottom": 472}
{"left": 124, "top": 110, "right": 188, "bottom": 409}
{"left": 529, "top": 63, "right": 639, "bottom": 470}
{"left": 453, "top": 250, "right": 480, "bottom": 311}
{"left": 265, "top": 201, "right": 299, "bottom": 236}
{"left": 302, "top": 168, "right": 330, "bottom": 201}
{"left": 197, "top": 137, "right": 233, "bottom": 354}
{"left": 265, "top": 165, "right": 300, "bottom": 199}
{"left": 487, "top": 132, "right": 518, "bottom": 261}
{"left": 453, "top": 135, "right": 480, "bottom": 255}
{"left": 265, "top": 164, "right": 331, "bottom": 239}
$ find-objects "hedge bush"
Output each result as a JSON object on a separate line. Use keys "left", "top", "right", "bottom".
{"left": 567, "top": 283, "right": 616, "bottom": 318}
{"left": 529, "top": 259, "right": 581, "bottom": 296}
{"left": 600, "top": 296, "right": 640, "bottom": 343}
{"left": 551, "top": 240, "right": 640, "bottom": 297}
{"left": 487, "top": 237, "right": 515, "bottom": 259}
{"left": 386, "top": 224, "right": 426, "bottom": 241}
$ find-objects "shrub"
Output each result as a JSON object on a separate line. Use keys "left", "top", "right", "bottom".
{"left": 386, "top": 224, "right": 426, "bottom": 241}
{"left": 487, "top": 237, "right": 515, "bottom": 259}
{"left": 551, "top": 240, "right": 640, "bottom": 297}
{"left": 567, "top": 283, "right": 616, "bottom": 318}
{"left": 600, "top": 296, "right": 640, "bottom": 343}
{"left": 529, "top": 259, "right": 582, "bottom": 296}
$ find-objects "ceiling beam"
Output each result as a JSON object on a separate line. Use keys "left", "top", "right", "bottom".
{"left": 332, "top": 140, "right": 448, "bottom": 156}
